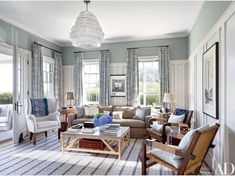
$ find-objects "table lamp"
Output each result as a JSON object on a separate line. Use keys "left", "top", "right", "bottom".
{"left": 163, "top": 93, "right": 176, "bottom": 112}
{"left": 65, "top": 92, "right": 75, "bottom": 108}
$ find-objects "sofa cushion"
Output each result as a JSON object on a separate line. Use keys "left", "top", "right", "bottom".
{"left": 84, "top": 106, "right": 99, "bottom": 117}
{"left": 99, "top": 106, "right": 113, "bottom": 113}
{"left": 72, "top": 118, "right": 92, "bottom": 125}
{"left": 37, "top": 121, "right": 58, "bottom": 129}
{"left": 168, "top": 114, "right": 185, "bottom": 123}
{"left": 150, "top": 148, "right": 182, "bottom": 169}
{"left": 133, "top": 106, "right": 151, "bottom": 121}
{"left": 150, "top": 124, "right": 172, "bottom": 134}
{"left": 113, "top": 119, "right": 146, "bottom": 128}
{"left": 112, "top": 111, "right": 123, "bottom": 119}
{"left": 30, "top": 98, "right": 49, "bottom": 117}
{"left": 122, "top": 107, "right": 137, "bottom": 119}
{"left": 47, "top": 98, "right": 57, "bottom": 113}
{"left": 75, "top": 106, "right": 85, "bottom": 118}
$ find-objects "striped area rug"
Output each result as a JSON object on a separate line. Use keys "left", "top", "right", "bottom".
{"left": 0, "top": 131, "right": 213, "bottom": 175}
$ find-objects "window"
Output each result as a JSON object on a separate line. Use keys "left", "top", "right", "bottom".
{"left": 83, "top": 61, "right": 99, "bottom": 104}
{"left": 43, "top": 56, "right": 54, "bottom": 98}
{"left": 139, "top": 58, "right": 160, "bottom": 106}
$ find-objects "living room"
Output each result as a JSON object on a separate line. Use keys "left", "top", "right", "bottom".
{"left": 0, "top": 1, "right": 234, "bottom": 175}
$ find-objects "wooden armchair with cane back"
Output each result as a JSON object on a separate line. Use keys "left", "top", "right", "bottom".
{"left": 147, "top": 109, "right": 193, "bottom": 144}
{"left": 141, "top": 123, "right": 220, "bottom": 175}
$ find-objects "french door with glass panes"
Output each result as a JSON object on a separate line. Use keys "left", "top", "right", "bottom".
{"left": 13, "top": 48, "right": 31, "bottom": 143}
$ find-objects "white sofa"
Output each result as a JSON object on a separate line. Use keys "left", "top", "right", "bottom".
{"left": 26, "top": 98, "right": 61, "bottom": 144}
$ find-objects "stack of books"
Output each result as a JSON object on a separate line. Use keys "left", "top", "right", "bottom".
{"left": 103, "top": 124, "right": 120, "bottom": 135}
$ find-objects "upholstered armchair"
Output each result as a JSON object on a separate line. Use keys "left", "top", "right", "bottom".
{"left": 147, "top": 109, "right": 193, "bottom": 144}
{"left": 26, "top": 98, "right": 61, "bottom": 144}
{"left": 142, "top": 124, "right": 220, "bottom": 175}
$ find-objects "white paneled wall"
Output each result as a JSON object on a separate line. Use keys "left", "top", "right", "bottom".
{"left": 169, "top": 60, "right": 188, "bottom": 109}
{"left": 63, "top": 65, "right": 74, "bottom": 106}
{"left": 188, "top": 2, "right": 235, "bottom": 172}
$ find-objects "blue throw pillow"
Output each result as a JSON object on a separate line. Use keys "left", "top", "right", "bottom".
{"left": 30, "top": 98, "right": 49, "bottom": 117}
{"left": 75, "top": 106, "right": 85, "bottom": 118}
{"left": 133, "top": 106, "right": 151, "bottom": 121}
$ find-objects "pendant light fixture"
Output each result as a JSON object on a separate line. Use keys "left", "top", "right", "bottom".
{"left": 69, "top": 0, "right": 105, "bottom": 49}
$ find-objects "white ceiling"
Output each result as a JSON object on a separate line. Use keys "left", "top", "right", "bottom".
{"left": 0, "top": 1, "right": 203, "bottom": 47}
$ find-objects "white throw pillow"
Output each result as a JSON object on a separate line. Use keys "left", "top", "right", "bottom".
{"left": 174, "top": 125, "right": 209, "bottom": 159}
{"left": 150, "top": 124, "right": 172, "bottom": 134}
{"left": 112, "top": 111, "right": 123, "bottom": 119}
{"left": 84, "top": 106, "right": 99, "bottom": 116}
{"left": 168, "top": 114, "right": 185, "bottom": 123}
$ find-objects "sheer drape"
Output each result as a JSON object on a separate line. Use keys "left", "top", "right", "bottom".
{"left": 127, "top": 49, "right": 139, "bottom": 106}
{"left": 54, "top": 52, "right": 63, "bottom": 107}
{"left": 73, "top": 53, "right": 83, "bottom": 106}
{"left": 99, "top": 50, "right": 110, "bottom": 106}
{"left": 32, "top": 44, "right": 44, "bottom": 98}
{"left": 159, "top": 46, "right": 170, "bottom": 103}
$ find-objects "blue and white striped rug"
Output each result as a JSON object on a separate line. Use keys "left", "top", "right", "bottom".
{"left": 0, "top": 131, "right": 213, "bottom": 175}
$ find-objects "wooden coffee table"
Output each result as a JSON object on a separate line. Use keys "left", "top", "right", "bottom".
{"left": 61, "top": 127, "right": 130, "bottom": 159}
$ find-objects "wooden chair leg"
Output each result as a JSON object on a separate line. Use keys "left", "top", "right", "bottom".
{"left": 33, "top": 133, "right": 36, "bottom": 145}
{"left": 30, "top": 132, "right": 33, "bottom": 140}
{"left": 141, "top": 142, "right": 147, "bottom": 175}
{"left": 194, "top": 165, "right": 202, "bottom": 175}
{"left": 45, "top": 131, "right": 47, "bottom": 138}
{"left": 58, "top": 129, "right": 61, "bottom": 139}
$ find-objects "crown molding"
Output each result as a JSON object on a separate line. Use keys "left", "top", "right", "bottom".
{"left": 0, "top": 15, "right": 62, "bottom": 47}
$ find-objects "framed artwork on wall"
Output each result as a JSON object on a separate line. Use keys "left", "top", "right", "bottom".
{"left": 202, "top": 42, "right": 219, "bottom": 119}
{"left": 110, "top": 75, "right": 126, "bottom": 97}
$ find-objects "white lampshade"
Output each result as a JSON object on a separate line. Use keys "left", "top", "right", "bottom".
{"left": 163, "top": 93, "right": 176, "bottom": 103}
{"left": 69, "top": 11, "right": 104, "bottom": 49}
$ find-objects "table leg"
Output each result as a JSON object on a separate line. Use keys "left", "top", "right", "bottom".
{"left": 118, "top": 139, "right": 121, "bottom": 160}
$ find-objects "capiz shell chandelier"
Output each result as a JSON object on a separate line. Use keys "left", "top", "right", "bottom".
{"left": 69, "top": 0, "right": 104, "bottom": 49}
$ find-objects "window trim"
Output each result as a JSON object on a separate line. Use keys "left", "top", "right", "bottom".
{"left": 138, "top": 57, "right": 160, "bottom": 106}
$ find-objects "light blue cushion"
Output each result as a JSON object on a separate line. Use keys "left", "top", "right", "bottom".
{"left": 75, "top": 106, "right": 85, "bottom": 119}
{"left": 168, "top": 114, "right": 185, "bottom": 123}
{"left": 150, "top": 124, "right": 172, "bottom": 134}
{"left": 150, "top": 148, "right": 182, "bottom": 169}
{"left": 174, "top": 125, "right": 210, "bottom": 159}
{"left": 133, "top": 106, "right": 151, "bottom": 121}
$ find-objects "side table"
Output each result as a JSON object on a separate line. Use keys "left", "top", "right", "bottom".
{"left": 58, "top": 107, "right": 76, "bottom": 139}
{"left": 167, "top": 127, "right": 186, "bottom": 145}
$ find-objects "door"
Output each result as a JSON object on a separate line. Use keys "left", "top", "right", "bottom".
{"left": 13, "top": 48, "right": 31, "bottom": 144}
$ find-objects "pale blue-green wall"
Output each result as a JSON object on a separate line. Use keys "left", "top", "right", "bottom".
{"left": 0, "top": 19, "right": 61, "bottom": 56}
{"left": 189, "top": 1, "right": 231, "bottom": 55}
{"left": 62, "top": 37, "right": 188, "bottom": 65}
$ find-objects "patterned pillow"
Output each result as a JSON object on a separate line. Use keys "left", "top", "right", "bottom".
{"left": 133, "top": 106, "right": 151, "bottom": 121}
{"left": 30, "top": 98, "right": 49, "bottom": 117}
{"left": 75, "top": 106, "right": 85, "bottom": 119}
{"left": 112, "top": 111, "right": 123, "bottom": 119}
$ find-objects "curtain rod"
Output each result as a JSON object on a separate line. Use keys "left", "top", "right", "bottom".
{"left": 127, "top": 45, "right": 169, "bottom": 50}
{"left": 74, "top": 49, "right": 110, "bottom": 54}
{"left": 34, "top": 42, "right": 62, "bottom": 54}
